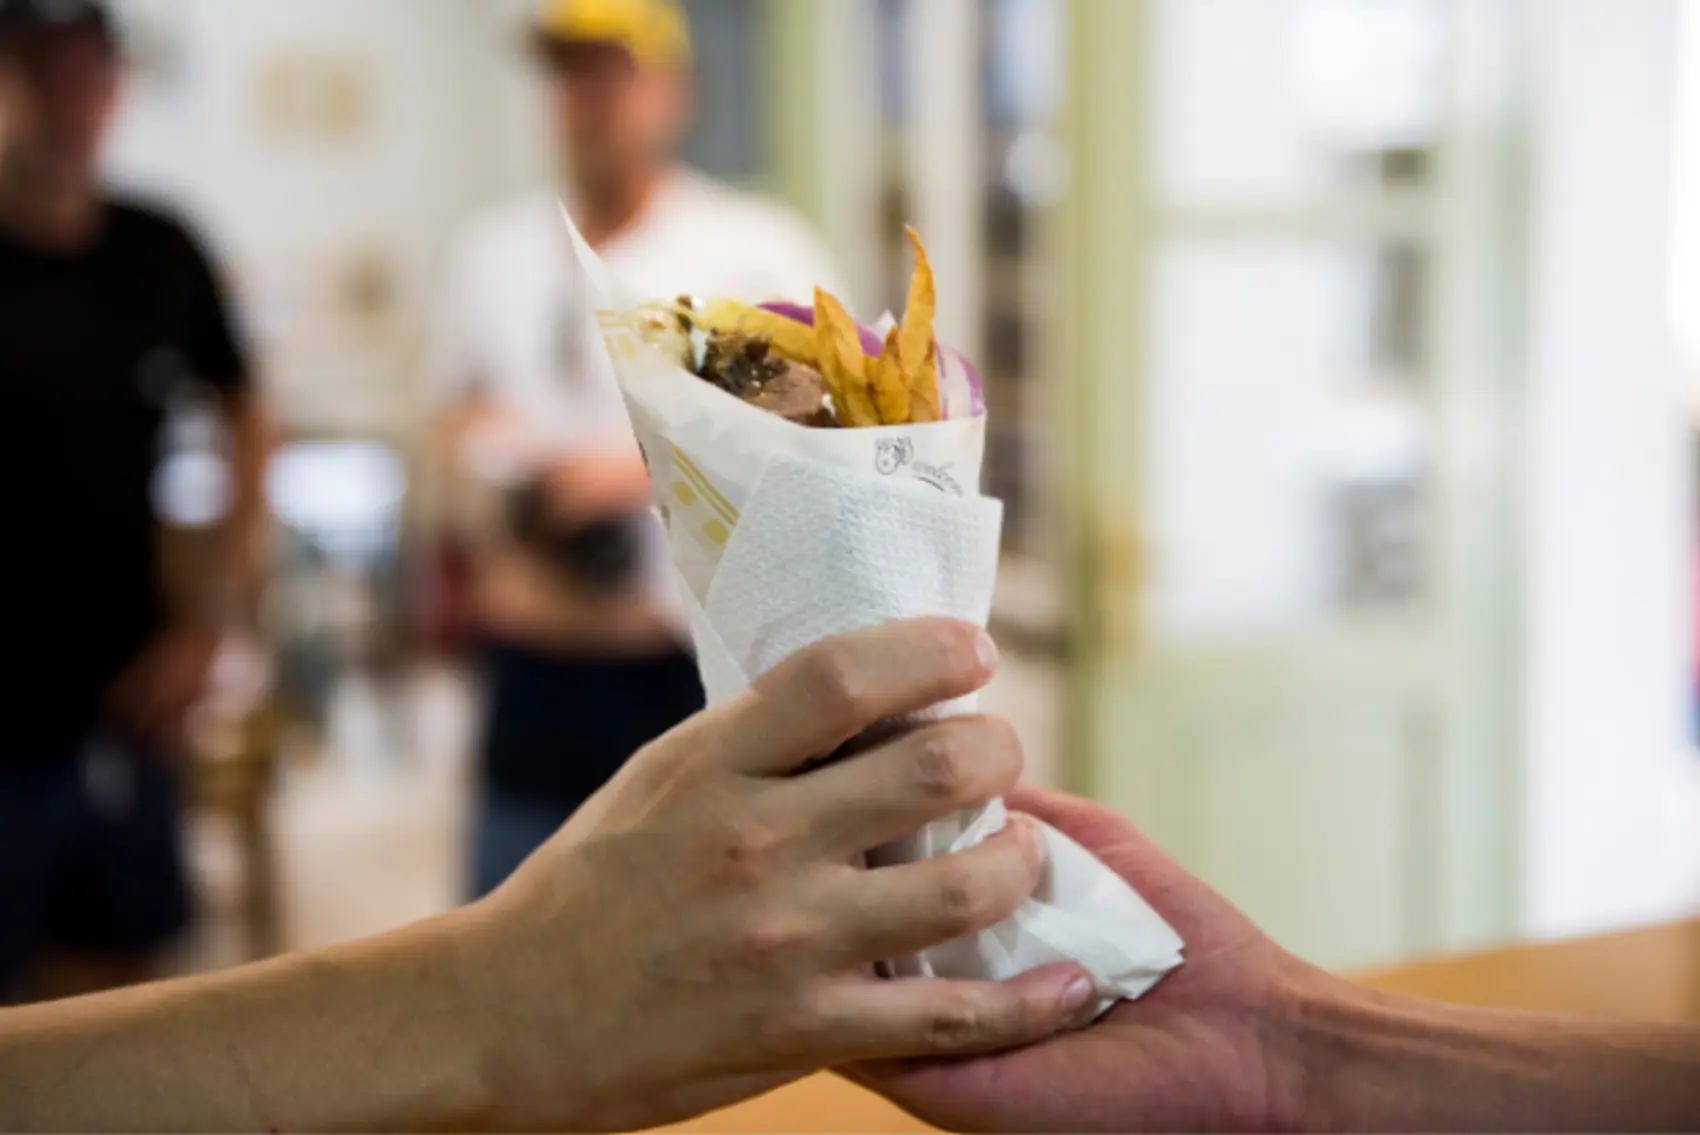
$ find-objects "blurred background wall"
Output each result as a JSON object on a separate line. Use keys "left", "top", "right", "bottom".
{"left": 91, "top": 0, "right": 1700, "bottom": 975}
{"left": 1525, "top": 0, "right": 1697, "bottom": 939}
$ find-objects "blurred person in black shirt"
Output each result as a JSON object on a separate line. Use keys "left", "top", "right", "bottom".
{"left": 0, "top": 0, "right": 268, "bottom": 1000}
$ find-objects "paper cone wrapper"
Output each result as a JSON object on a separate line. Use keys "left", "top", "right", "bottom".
{"left": 565, "top": 208, "right": 1182, "bottom": 1010}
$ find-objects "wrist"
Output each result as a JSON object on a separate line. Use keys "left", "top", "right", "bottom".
{"left": 1283, "top": 968, "right": 1486, "bottom": 1133}
{"left": 429, "top": 901, "right": 521, "bottom": 1131}
{"left": 1280, "top": 969, "right": 1379, "bottom": 1132}
{"left": 441, "top": 891, "right": 601, "bottom": 1132}
{"left": 1235, "top": 960, "right": 1361, "bottom": 1133}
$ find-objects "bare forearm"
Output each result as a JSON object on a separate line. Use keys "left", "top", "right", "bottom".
{"left": 0, "top": 910, "right": 498, "bottom": 1132}
{"left": 1297, "top": 975, "right": 1700, "bottom": 1131}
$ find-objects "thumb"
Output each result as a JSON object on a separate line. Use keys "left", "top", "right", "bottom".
{"left": 828, "top": 963, "right": 1100, "bottom": 1064}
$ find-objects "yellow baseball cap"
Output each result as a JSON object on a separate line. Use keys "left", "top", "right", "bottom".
{"left": 532, "top": 0, "right": 692, "bottom": 70}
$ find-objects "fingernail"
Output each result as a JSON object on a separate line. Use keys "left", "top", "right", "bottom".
{"left": 974, "top": 629, "right": 1000, "bottom": 672}
{"left": 1061, "top": 975, "right": 1097, "bottom": 1017}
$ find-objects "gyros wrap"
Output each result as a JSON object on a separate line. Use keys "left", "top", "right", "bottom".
{"left": 566, "top": 207, "right": 1183, "bottom": 1014}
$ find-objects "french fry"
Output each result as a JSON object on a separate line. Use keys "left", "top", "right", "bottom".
{"left": 907, "top": 342, "right": 940, "bottom": 425}
{"left": 815, "top": 288, "right": 880, "bottom": 428}
{"left": 899, "top": 227, "right": 941, "bottom": 423}
{"left": 871, "top": 326, "right": 909, "bottom": 426}
{"left": 694, "top": 298, "right": 819, "bottom": 367}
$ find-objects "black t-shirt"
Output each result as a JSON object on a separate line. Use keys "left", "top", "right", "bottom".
{"left": 0, "top": 199, "right": 248, "bottom": 760}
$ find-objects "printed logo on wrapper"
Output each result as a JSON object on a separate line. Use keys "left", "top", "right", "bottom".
{"left": 875, "top": 437, "right": 913, "bottom": 475}
{"left": 876, "top": 437, "right": 964, "bottom": 496}
{"left": 911, "top": 460, "right": 963, "bottom": 496}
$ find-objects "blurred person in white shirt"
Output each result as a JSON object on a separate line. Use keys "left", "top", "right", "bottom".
{"left": 430, "top": 0, "right": 843, "bottom": 898}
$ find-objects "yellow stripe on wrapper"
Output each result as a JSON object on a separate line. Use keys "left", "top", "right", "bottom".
{"left": 669, "top": 448, "right": 737, "bottom": 526}
{"left": 673, "top": 466, "right": 734, "bottom": 529}
{"left": 665, "top": 446, "right": 740, "bottom": 561}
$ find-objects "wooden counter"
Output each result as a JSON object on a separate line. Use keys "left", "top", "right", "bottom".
{"left": 654, "top": 1075, "right": 932, "bottom": 1134}
{"left": 1353, "top": 917, "right": 1700, "bottom": 1022}
{"left": 656, "top": 918, "right": 1700, "bottom": 1132}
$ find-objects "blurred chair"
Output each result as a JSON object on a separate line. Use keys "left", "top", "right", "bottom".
{"left": 187, "top": 655, "right": 291, "bottom": 962}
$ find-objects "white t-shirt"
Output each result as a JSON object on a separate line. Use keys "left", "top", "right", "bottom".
{"left": 429, "top": 167, "right": 844, "bottom": 454}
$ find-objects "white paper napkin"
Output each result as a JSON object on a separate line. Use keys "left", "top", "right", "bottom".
{"left": 682, "top": 457, "right": 1184, "bottom": 1007}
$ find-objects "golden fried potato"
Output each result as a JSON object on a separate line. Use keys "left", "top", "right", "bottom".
{"left": 908, "top": 346, "right": 940, "bottom": 424}
{"left": 899, "top": 227, "right": 941, "bottom": 423}
{"left": 695, "top": 298, "right": 819, "bottom": 368}
{"left": 815, "top": 288, "right": 880, "bottom": 428}
{"left": 871, "top": 326, "right": 909, "bottom": 426}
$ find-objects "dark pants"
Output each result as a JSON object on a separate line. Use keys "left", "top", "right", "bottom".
{"left": 0, "top": 734, "right": 192, "bottom": 1000}
{"left": 470, "top": 642, "right": 704, "bottom": 898}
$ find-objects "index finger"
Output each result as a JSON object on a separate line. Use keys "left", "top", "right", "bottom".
{"left": 718, "top": 619, "right": 998, "bottom": 775}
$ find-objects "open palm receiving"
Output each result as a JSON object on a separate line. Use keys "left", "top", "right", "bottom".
{"left": 857, "top": 788, "right": 1700, "bottom": 1133}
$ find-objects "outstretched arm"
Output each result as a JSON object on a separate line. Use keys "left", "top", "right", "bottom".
{"left": 1, "top": 622, "right": 1093, "bottom": 1133}
{"left": 0, "top": 915, "right": 495, "bottom": 1132}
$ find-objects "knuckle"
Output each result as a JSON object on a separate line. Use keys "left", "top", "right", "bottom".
{"left": 909, "top": 718, "right": 1023, "bottom": 808}
{"left": 911, "top": 731, "right": 968, "bottom": 802}
{"left": 800, "top": 647, "right": 873, "bottom": 725}
{"left": 934, "top": 863, "right": 987, "bottom": 930}
{"left": 736, "top": 917, "right": 809, "bottom": 970}
{"left": 713, "top": 821, "right": 786, "bottom": 885}
{"left": 922, "top": 991, "right": 988, "bottom": 1050}
{"left": 1003, "top": 992, "right": 1040, "bottom": 1039}
{"left": 928, "top": 618, "right": 982, "bottom": 672}
{"left": 756, "top": 994, "right": 827, "bottom": 1054}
